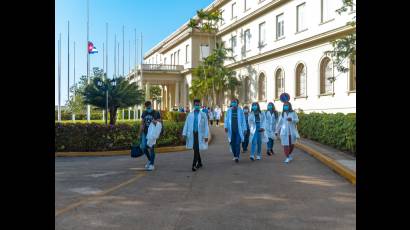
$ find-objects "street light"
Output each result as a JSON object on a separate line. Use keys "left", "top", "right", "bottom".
{"left": 98, "top": 78, "right": 116, "bottom": 125}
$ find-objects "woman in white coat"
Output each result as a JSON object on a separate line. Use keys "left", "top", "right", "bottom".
{"left": 214, "top": 105, "right": 222, "bottom": 126}
{"left": 248, "top": 102, "right": 269, "bottom": 161}
{"left": 275, "top": 102, "right": 300, "bottom": 164}
{"left": 208, "top": 107, "right": 215, "bottom": 126}
{"left": 182, "top": 99, "right": 209, "bottom": 171}
{"left": 265, "top": 102, "right": 279, "bottom": 156}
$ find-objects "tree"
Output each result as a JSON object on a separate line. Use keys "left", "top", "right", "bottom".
{"left": 82, "top": 76, "right": 145, "bottom": 125}
{"left": 326, "top": 0, "right": 356, "bottom": 81}
{"left": 150, "top": 86, "right": 162, "bottom": 108}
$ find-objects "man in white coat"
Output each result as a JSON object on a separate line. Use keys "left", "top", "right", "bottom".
{"left": 214, "top": 105, "right": 222, "bottom": 127}
{"left": 183, "top": 99, "right": 209, "bottom": 171}
{"left": 275, "top": 102, "right": 300, "bottom": 164}
{"left": 224, "top": 98, "right": 247, "bottom": 163}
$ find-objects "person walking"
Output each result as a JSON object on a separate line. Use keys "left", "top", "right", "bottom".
{"left": 248, "top": 102, "right": 268, "bottom": 161}
{"left": 242, "top": 105, "right": 250, "bottom": 153}
{"left": 275, "top": 102, "right": 300, "bottom": 164}
{"left": 182, "top": 99, "right": 209, "bottom": 171}
{"left": 224, "top": 99, "right": 247, "bottom": 163}
{"left": 265, "top": 102, "right": 279, "bottom": 156}
{"left": 214, "top": 105, "right": 222, "bottom": 127}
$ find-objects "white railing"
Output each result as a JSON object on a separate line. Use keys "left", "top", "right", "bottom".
{"left": 141, "top": 64, "right": 184, "bottom": 72}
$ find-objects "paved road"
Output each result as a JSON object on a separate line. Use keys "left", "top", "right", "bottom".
{"left": 55, "top": 126, "right": 356, "bottom": 230}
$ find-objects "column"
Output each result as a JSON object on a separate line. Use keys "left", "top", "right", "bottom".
{"left": 161, "top": 85, "right": 165, "bottom": 110}
{"left": 175, "top": 82, "right": 180, "bottom": 108}
{"left": 145, "top": 82, "right": 150, "bottom": 101}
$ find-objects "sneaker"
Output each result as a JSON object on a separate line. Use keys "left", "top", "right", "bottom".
{"left": 256, "top": 156, "right": 261, "bottom": 160}
{"left": 144, "top": 162, "right": 150, "bottom": 169}
{"left": 196, "top": 163, "right": 203, "bottom": 168}
{"left": 233, "top": 157, "right": 237, "bottom": 161}
{"left": 235, "top": 158, "right": 239, "bottom": 163}
{"left": 146, "top": 164, "right": 155, "bottom": 171}
{"left": 284, "top": 158, "right": 290, "bottom": 164}
{"left": 192, "top": 166, "right": 197, "bottom": 172}
{"left": 267, "top": 151, "right": 272, "bottom": 156}
{"left": 271, "top": 150, "right": 275, "bottom": 155}
{"left": 289, "top": 155, "right": 293, "bottom": 161}
{"left": 250, "top": 156, "right": 255, "bottom": 161}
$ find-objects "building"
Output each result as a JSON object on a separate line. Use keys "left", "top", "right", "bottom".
{"left": 128, "top": 0, "right": 356, "bottom": 114}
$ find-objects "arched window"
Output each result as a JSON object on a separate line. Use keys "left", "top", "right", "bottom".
{"left": 244, "top": 76, "right": 251, "bottom": 103}
{"left": 275, "top": 68, "right": 285, "bottom": 99}
{"left": 295, "top": 63, "right": 307, "bottom": 97}
{"left": 258, "top": 73, "right": 266, "bottom": 101}
{"left": 320, "top": 57, "right": 334, "bottom": 94}
{"left": 349, "top": 57, "right": 356, "bottom": 91}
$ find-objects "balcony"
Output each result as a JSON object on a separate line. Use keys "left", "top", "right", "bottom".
{"left": 141, "top": 64, "right": 184, "bottom": 72}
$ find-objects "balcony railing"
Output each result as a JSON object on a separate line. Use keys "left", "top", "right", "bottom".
{"left": 141, "top": 64, "right": 184, "bottom": 72}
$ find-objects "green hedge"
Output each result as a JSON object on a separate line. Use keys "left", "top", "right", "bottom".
{"left": 297, "top": 112, "right": 356, "bottom": 155}
{"left": 55, "top": 110, "right": 136, "bottom": 121}
{"left": 159, "top": 111, "right": 187, "bottom": 122}
{"left": 55, "top": 121, "right": 185, "bottom": 152}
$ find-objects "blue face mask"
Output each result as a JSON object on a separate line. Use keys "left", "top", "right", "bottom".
{"left": 146, "top": 107, "right": 152, "bottom": 112}
{"left": 267, "top": 105, "right": 273, "bottom": 110}
{"left": 194, "top": 105, "right": 201, "bottom": 110}
{"left": 231, "top": 102, "right": 237, "bottom": 107}
{"left": 252, "top": 105, "right": 258, "bottom": 111}
{"left": 283, "top": 105, "right": 289, "bottom": 111}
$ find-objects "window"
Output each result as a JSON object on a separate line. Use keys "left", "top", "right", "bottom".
{"left": 200, "top": 44, "right": 210, "bottom": 60}
{"left": 320, "top": 57, "right": 334, "bottom": 94}
{"left": 258, "top": 73, "right": 266, "bottom": 101}
{"left": 258, "top": 22, "right": 266, "bottom": 47}
{"left": 295, "top": 63, "right": 307, "bottom": 97}
{"left": 275, "top": 68, "right": 285, "bottom": 99}
{"left": 297, "top": 3, "right": 306, "bottom": 32}
{"left": 164, "top": 57, "right": 167, "bottom": 65}
{"left": 185, "top": 45, "right": 190, "bottom": 63}
{"left": 220, "top": 10, "right": 225, "bottom": 25}
{"left": 321, "top": 0, "right": 335, "bottom": 23}
{"left": 349, "top": 58, "right": 356, "bottom": 91}
{"left": 177, "top": 50, "right": 180, "bottom": 65}
{"left": 231, "top": 2, "right": 237, "bottom": 19}
{"left": 244, "top": 0, "right": 249, "bottom": 11}
{"left": 276, "top": 13, "right": 284, "bottom": 39}
{"left": 244, "top": 29, "right": 251, "bottom": 52}
{"left": 170, "top": 54, "right": 173, "bottom": 65}
{"left": 230, "top": 35, "right": 237, "bottom": 56}
{"left": 244, "top": 76, "right": 251, "bottom": 103}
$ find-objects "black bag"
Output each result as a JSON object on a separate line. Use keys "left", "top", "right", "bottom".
{"left": 131, "top": 145, "right": 144, "bottom": 158}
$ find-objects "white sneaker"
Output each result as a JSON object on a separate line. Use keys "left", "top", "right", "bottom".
{"left": 233, "top": 157, "right": 237, "bottom": 161}
{"left": 284, "top": 158, "right": 290, "bottom": 163}
{"left": 256, "top": 156, "right": 261, "bottom": 160}
{"left": 289, "top": 155, "right": 293, "bottom": 161}
{"left": 146, "top": 164, "right": 155, "bottom": 171}
{"left": 145, "top": 162, "right": 150, "bottom": 168}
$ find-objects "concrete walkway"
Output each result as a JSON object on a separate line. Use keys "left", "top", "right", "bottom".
{"left": 55, "top": 126, "right": 356, "bottom": 230}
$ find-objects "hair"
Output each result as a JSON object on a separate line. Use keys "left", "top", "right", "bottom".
{"left": 251, "top": 102, "right": 261, "bottom": 113}
{"left": 193, "top": 99, "right": 200, "bottom": 104}
{"left": 268, "top": 102, "right": 278, "bottom": 119}
{"left": 144, "top": 101, "right": 152, "bottom": 107}
{"left": 243, "top": 105, "right": 249, "bottom": 110}
{"left": 281, "top": 102, "right": 294, "bottom": 118}
{"left": 231, "top": 98, "right": 239, "bottom": 104}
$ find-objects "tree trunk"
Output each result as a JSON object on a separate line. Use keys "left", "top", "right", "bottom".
{"left": 109, "top": 107, "right": 118, "bottom": 125}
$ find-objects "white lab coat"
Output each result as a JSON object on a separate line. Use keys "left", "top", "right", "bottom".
{"left": 146, "top": 122, "right": 163, "bottom": 147}
{"left": 214, "top": 108, "right": 222, "bottom": 120}
{"left": 209, "top": 110, "right": 215, "bottom": 120}
{"left": 248, "top": 112, "right": 269, "bottom": 143}
{"left": 265, "top": 111, "right": 278, "bottom": 139}
{"left": 224, "top": 107, "right": 247, "bottom": 143}
{"left": 182, "top": 111, "right": 209, "bottom": 150}
{"left": 275, "top": 111, "right": 300, "bottom": 146}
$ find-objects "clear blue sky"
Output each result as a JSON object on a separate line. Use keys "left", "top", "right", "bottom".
{"left": 55, "top": 0, "right": 214, "bottom": 106}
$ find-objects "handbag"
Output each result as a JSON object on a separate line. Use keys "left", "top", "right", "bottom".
{"left": 130, "top": 144, "right": 144, "bottom": 158}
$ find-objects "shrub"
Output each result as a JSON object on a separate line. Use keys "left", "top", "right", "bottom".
{"left": 297, "top": 112, "right": 356, "bottom": 155}
{"left": 55, "top": 121, "right": 185, "bottom": 152}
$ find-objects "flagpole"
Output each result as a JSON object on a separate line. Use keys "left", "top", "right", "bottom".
{"left": 134, "top": 28, "right": 137, "bottom": 120}
{"left": 102, "top": 41, "right": 105, "bottom": 122}
{"left": 105, "top": 22, "right": 108, "bottom": 125}
{"left": 118, "top": 42, "right": 120, "bottom": 77}
{"left": 129, "top": 40, "right": 130, "bottom": 74}
{"left": 67, "top": 21, "right": 70, "bottom": 110}
{"left": 114, "top": 34, "right": 116, "bottom": 78}
{"left": 122, "top": 25, "right": 125, "bottom": 77}
{"left": 58, "top": 33, "right": 61, "bottom": 122}
{"left": 86, "top": 0, "right": 91, "bottom": 122}
{"left": 73, "top": 41, "right": 76, "bottom": 121}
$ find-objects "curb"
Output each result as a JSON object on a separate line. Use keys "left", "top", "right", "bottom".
{"left": 295, "top": 142, "right": 356, "bottom": 185}
{"left": 55, "top": 131, "right": 213, "bottom": 158}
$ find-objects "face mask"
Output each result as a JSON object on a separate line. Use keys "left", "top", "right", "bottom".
{"left": 231, "top": 102, "right": 237, "bottom": 107}
{"left": 283, "top": 105, "right": 289, "bottom": 111}
{"left": 267, "top": 105, "right": 273, "bottom": 110}
{"left": 194, "top": 105, "right": 201, "bottom": 110}
{"left": 252, "top": 105, "right": 258, "bottom": 111}
{"left": 146, "top": 107, "right": 152, "bottom": 112}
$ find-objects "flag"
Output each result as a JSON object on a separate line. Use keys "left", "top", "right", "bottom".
{"left": 88, "top": 42, "right": 98, "bottom": 54}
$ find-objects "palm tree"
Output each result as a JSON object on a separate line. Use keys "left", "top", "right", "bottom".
{"left": 82, "top": 76, "right": 145, "bottom": 125}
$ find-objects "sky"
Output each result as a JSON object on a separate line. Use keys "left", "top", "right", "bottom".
{"left": 55, "top": 0, "right": 214, "bottom": 106}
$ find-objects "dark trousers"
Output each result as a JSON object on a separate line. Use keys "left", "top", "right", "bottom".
{"left": 242, "top": 130, "right": 250, "bottom": 151}
{"left": 210, "top": 120, "right": 213, "bottom": 126}
{"left": 216, "top": 119, "right": 219, "bottom": 125}
{"left": 230, "top": 131, "right": 241, "bottom": 158}
{"left": 193, "top": 131, "right": 202, "bottom": 167}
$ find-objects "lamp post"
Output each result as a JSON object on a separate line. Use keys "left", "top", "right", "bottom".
{"left": 98, "top": 78, "right": 117, "bottom": 125}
